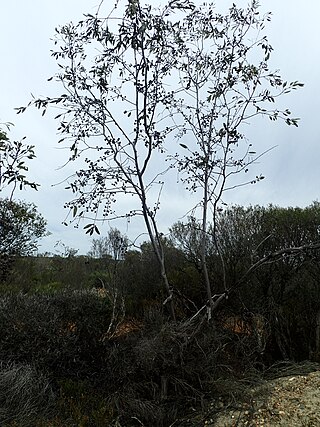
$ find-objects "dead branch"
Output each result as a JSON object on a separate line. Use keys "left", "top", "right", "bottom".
{"left": 186, "top": 241, "right": 320, "bottom": 325}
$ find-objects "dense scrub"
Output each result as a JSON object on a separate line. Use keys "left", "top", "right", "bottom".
{"left": 0, "top": 290, "right": 112, "bottom": 380}
{"left": 1, "top": 204, "right": 320, "bottom": 425}
{"left": 0, "top": 298, "right": 266, "bottom": 426}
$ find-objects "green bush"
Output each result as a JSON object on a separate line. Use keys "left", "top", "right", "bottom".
{"left": 5, "top": 256, "right": 107, "bottom": 293}
{"left": 0, "top": 290, "right": 112, "bottom": 379}
{"left": 31, "top": 281, "right": 64, "bottom": 294}
{"left": 86, "top": 271, "right": 111, "bottom": 289}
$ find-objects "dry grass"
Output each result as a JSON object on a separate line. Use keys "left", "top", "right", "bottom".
{"left": 0, "top": 361, "right": 55, "bottom": 426}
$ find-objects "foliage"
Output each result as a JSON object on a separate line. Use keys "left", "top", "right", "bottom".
{"left": 0, "top": 124, "right": 38, "bottom": 198}
{"left": 212, "top": 203, "right": 320, "bottom": 360}
{"left": 0, "top": 290, "right": 112, "bottom": 379}
{"left": 0, "top": 198, "right": 47, "bottom": 284}
{"left": 3, "top": 256, "right": 103, "bottom": 293}
{"left": 0, "top": 308, "right": 259, "bottom": 426}
{"left": 169, "top": 203, "right": 320, "bottom": 360}
{"left": 0, "top": 198, "right": 47, "bottom": 257}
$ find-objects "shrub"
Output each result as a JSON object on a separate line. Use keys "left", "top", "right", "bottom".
{"left": 0, "top": 361, "right": 55, "bottom": 426}
{"left": 0, "top": 290, "right": 112, "bottom": 379}
{"left": 98, "top": 310, "right": 231, "bottom": 426}
{"left": 32, "top": 281, "right": 64, "bottom": 294}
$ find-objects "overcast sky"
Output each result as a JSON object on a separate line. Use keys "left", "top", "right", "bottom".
{"left": 1, "top": 0, "right": 319, "bottom": 255}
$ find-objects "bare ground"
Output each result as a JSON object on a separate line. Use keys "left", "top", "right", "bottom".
{"left": 178, "top": 362, "right": 320, "bottom": 427}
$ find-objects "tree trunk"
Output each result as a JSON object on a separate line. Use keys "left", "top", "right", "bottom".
{"left": 315, "top": 310, "right": 320, "bottom": 358}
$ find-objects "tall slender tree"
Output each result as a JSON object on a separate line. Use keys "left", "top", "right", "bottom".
{"left": 21, "top": 0, "right": 301, "bottom": 319}
{"left": 163, "top": 1, "right": 302, "bottom": 318}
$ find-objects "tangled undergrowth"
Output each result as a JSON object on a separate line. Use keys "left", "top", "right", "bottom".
{"left": 0, "top": 289, "right": 318, "bottom": 427}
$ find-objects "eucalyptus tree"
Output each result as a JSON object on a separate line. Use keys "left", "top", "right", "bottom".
{"left": 163, "top": 1, "right": 302, "bottom": 318}
{"left": 21, "top": 0, "right": 301, "bottom": 320}
{"left": 19, "top": 0, "right": 194, "bottom": 319}
{"left": 88, "top": 228, "right": 128, "bottom": 260}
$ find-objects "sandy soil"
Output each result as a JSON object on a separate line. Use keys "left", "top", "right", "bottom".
{"left": 208, "top": 367, "right": 320, "bottom": 426}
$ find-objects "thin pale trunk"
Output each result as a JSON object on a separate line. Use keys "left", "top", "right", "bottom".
{"left": 152, "top": 224, "right": 176, "bottom": 321}
{"left": 316, "top": 310, "right": 320, "bottom": 356}
{"left": 140, "top": 197, "right": 176, "bottom": 320}
{"left": 201, "top": 169, "right": 213, "bottom": 320}
{"left": 130, "top": 23, "right": 175, "bottom": 320}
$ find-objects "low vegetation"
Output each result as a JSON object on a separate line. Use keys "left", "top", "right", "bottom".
{"left": 0, "top": 204, "right": 319, "bottom": 426}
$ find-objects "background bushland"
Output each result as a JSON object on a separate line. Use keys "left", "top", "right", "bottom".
{"left": 0, "top": 203, "right": 319, "bottom": 425}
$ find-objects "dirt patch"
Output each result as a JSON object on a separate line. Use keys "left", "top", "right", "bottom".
{"left": 209, "top": 364, "right": 320, "bottom": 426}
{"left": 177, "top": 362, "right": 320, "bottom": 427}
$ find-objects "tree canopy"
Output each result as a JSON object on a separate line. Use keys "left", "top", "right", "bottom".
{"left": 88, "top": 228, "right": 129, "bottom": 260}
{"left": 0, "top": 198, "right": 47, "bottom": 257}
